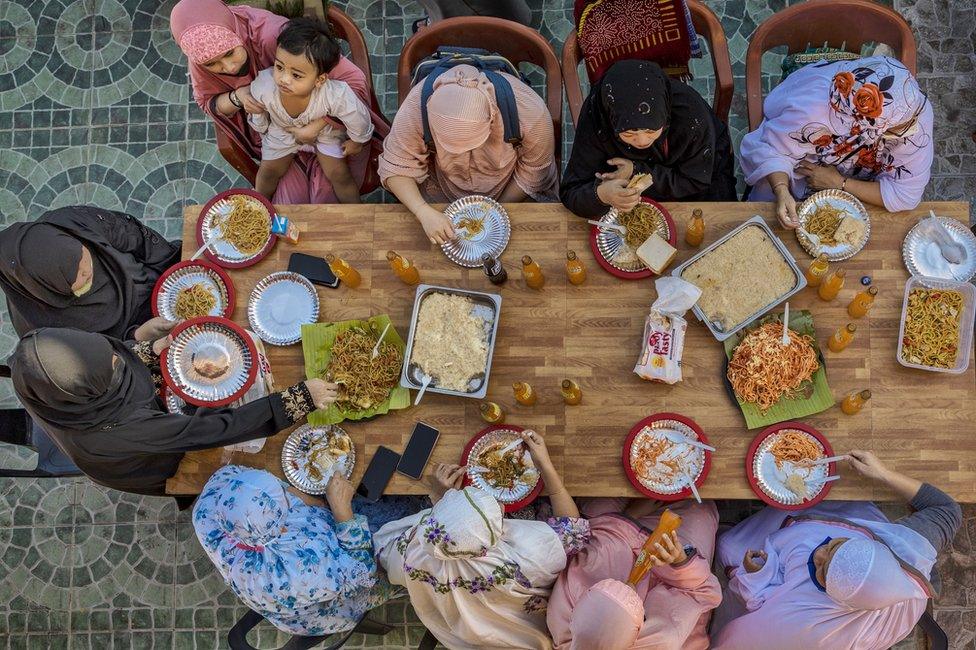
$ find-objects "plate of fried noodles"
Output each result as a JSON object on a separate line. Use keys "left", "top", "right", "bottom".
{"left": 590, "top": 197, "right": 676, "bottom": 279}
{"left": 196, "top": 189, "right": 276, "bottom": 268}
{"left": 796, "top": 189, "right": 870, "bottom": 261}
{"left": 301, "top": 315, "right": 410, "bottom": 425}
{"left": 152, "top": 260, "right": 235, "bottom": 321}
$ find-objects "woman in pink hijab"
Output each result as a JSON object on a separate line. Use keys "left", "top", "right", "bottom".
{"left": 711, "top": 450, "right": 961, "bottom": 650}
{"left": 170, "top": 0, "right": 386, "bottom": 204}
{"left": 547, "top": 498, "right": 721, "bottom": 649}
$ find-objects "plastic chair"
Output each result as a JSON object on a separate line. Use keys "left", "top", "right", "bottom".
{"left": 227, "top": 608, "right": 393, "bottom": 650}
{"left": 397, "top": 16, "right": 563, "bottom": 166}
{"left": 745, "top": 0, "right": 917, "bottom": 130}
{"left": 561, "top": 0, "right": 734, "bottom": 125}
{"left": 214, "top": 4, "right": 390, "bottom": 194}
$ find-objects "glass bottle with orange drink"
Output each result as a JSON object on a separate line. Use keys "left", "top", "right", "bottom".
{"left": 480, "top": 401, "right": 505, "bottom": 424}
{"left": 685, "top": 209, "right": 705, "bottom": 247}
{"left": 565, "top": 251, "right": 586, "bottom": 285}
{"left": 387, "top": 250, "right": 420, "bottom": 285}
{"left": 828, "top": 323, "right": 856, "bottom": 352}
{"left": 521, "top": 256, "right": 545, "bottom": 289}
{"left": 847, "top": 286, "right": 878, "bottom": 318}
{"left": 841, "top": 389, "right": 871, "bottom": 414}
{"left": 561, "top": 379, "right": 582, "bottom": 405}
{"left": 325, "top": 254, "right": 361, "bottom": 288}
{"left": 513, "top": 381, "right": 537, "bottom": 406}
{"left": 818, "top": 268, "right": 846, "bottom": 301}
{"left": 805, "top": 254, "right": 829, "bottom": 287}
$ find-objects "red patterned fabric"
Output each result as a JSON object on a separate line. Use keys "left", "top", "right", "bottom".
{"left": 574, "top": 0, "right": 693, "bottom": 83}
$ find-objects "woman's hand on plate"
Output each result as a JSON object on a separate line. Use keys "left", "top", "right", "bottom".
{"left": 417, "top": 206, "right": 455, "bottom": 245}
{"left": 596, "top": 157, "right": 635, "bottom": 182}
{"left": 743, "top": 549, "right": 767, "bottom": 573}
{"left": 772, "top": 183, "right": 799, "bottom": 229}
{"left": 649, "top": 531, "right": 687, "bottom": 566}
{"left": 596, "top": 179, "right": 642, "bottom": 212}
{"left": 304, "top": 379, "right": 339, "bottom": 410}
{"left": 325, "top": 474, "right": 355, "bottom": 522}
{"left": 426, "top": 462, "right": 466, "bottom": 504}
{"left": 134, "top": 316, "right": 177, "bottom": 342}
{"left": 152, "top": 335, "right": 173, "bottom": 356}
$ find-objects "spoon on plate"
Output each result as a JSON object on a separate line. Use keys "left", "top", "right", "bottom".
{"left": 660, "top": 428, "right": 716, "bottom": 452}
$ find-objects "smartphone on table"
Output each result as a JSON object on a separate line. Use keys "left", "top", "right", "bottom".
{"left": 356, "top": 446, "right": 400, "bottom": 502}
{"left": 397, "top": 422, "right": 440, "bottom": 480}
{"left": 288, "top": 252, "right": 339, "bottom": 288}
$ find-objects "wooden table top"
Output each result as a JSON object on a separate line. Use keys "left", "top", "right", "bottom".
{"left": 167, "top": 200, "right": 976, "bottom": 502}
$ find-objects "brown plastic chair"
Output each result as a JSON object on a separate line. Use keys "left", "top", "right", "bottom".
{"left": 215, "top": 4, "right": 390, "bottom": 194}
{"left": 561, "top": 0, "right": 734, "bottom": 125}
{"left": 396, "top": 16, "right": 563, "bottom": 166}
{"left": 745, "top": 0, "right": 917, "bottom": 131}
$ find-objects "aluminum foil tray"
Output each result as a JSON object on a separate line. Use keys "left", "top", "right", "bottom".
{"left": 163, "top": 318, "right": 257, "bottom": 407}
{"left": 796, "top": 189, "right": 871, "bottom": 261}
{"left": 752, "top": 428, "right": 829, "bottom": 506}
{"left": 153, "top": 260, "right": 233, "bottom": 321}
{"left": 671, "top": 216, "right": 806, "bottom": 342}
{"left": 281, "top": 424, "right": 355, "bottom": 495}
{"left": 400, "top": 284, "right": 501, "bottom": 399}
{"left": 441, "top": 195, "right": 511, "bottom": 267}
{"left": 628, "top": 420, "right": 706, "bottom": 495}
{"left": 902, "top": 216, "right": 976, "bottom": 282}
{"left": 464, "top": 428, "right": 539, "bottom": 504}
{"left": 248, "top": 271, "right": 319, "bottom": 346}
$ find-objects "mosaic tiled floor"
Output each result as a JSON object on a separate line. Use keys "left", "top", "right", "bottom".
{"left": 0, "top": 0, "right": 974, "bottom": 647}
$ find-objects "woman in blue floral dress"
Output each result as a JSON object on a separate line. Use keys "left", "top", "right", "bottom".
{"left": 192, "top": 465, "right": 411, "bottom": 636}
{"left": 374, "top": 430, "right": 590, "bottom": 649}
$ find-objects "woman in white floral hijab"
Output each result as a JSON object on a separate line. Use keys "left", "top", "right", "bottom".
{"left": 374, "top": 430, "right": 589, "bottom": 649}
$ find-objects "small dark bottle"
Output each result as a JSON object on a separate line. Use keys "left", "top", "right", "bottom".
{"left": 482, "top": 254, "right": 508, "bottom": 285}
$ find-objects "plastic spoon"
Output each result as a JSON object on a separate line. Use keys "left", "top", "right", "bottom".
{"left": 781, "top": 302, "right": 790, "bottom": 346}
{"left": 587, "top": 219, "right": 627, "bottom": 235}
{"left": 191, "top": 229, "right": 222, "bottom": 261}
{"left": 683, "top": 472, "right": 702, "bottom": 504}
{"left": 413, "top": 373, "right": 432, "bottom": 406}
{"left": 926, "top": 210, "right": 966, "bottom": 265}
{"left": 371, "top": 322, "right": 391, "bottom": 360}
{"left": 660, "top": 429, "right": 716, "bottom": 452}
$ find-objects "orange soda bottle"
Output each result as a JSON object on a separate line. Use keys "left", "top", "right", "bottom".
{"left": 561, "top": 379, "right": 582, "bottom": 405}
{"left": 818, "top": 268, "right": 846, "bottom": 301}
{"left": 566, "top": 251, "right": 587, "bottom": 285}
{"left": 828, "top": 323, "right": 857, "bottom": 352}
{"left": 513, "top": 381, "right": 537, "bottom": 406}
{"left": 387, "top": 250, "right": 420, "bottom": 285}
{"left": 325, "top": 254, "right": 361, "bottom": 288}
{"left": 841, "top": 389, "right": 872, "bottom": 415}
{"left": 685, "top": 209, "right": 705, "bottom": 247}
{"left": 479, "top": 401, "right": 505, "bottom": 424}
{"left": 521, "top": 256, "right": 545, "bottom": 290}
{"left": 847, "top": 286, "right": 878, "bottom": 318}
{"left": 805, "top": 254, "right": 829, "bottom": 287}
{"left": 627, "top": 509, "right": 683, "bottom": 586}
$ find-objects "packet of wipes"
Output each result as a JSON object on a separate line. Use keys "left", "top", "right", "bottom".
{"left": 634, "top": 277, "right": 702, "bottom": 384}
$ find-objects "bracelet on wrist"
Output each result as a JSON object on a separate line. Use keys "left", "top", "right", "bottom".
{"left": 841, "top": 177, "right": 848, "bottom": 191}
{"left": 229, "top": 90, "right": 243, "bottom": 109}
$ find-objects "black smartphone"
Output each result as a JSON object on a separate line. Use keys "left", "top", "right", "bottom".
{"left": 288, "top": 252, "right": 339, "bottom": 288}
{"left": 397, "top": 422, "right": 440, "bottom": 480}
{"left": 356, "top": 446, "right": 401, "bottom": 502}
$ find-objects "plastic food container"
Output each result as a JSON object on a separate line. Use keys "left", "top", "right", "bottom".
{"left": 896, "top": 275, "right": 975, "bottom": 374}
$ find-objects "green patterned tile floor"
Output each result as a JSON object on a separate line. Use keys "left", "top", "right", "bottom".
{"left": 1, "top": 0, "right": 974, "bottom": 647}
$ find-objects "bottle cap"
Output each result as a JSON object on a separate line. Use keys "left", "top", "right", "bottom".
{"left": 386, "top": 250, "right": 397, "bottom": 261}
{"left": 567, "top": 250, "right": 576, "bottom": 260}
{"left": 867, "top": 286, "right": 878, "bottom": 295}
{"left": 847, "top": 323, "right": 857, "bottom": 332}
{"left": 860, "top": 389, "right": 872, "bottom": 400}
{"left": 521, "top": 255, "right": 533, "bottom": 265}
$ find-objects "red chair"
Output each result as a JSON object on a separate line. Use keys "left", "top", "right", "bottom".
{"left": 397, "top": 16, "right": 563, "bottom": 166}
{"left": 562, "top": 0, "right": 734, "bottom": 125}
{"left": 745, "top": 0, "right": 917, "bottom": 131}
{"left": 215, "top": 4, "right": 390, "bottom": 195}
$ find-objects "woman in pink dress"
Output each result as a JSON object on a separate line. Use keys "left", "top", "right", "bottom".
{"left": 547, "top": 498, "right": 721, "bottom": 649}
{"left": 170, "top": 0, "right": 386, "bottom": 204}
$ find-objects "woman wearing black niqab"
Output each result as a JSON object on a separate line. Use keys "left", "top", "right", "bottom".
{"left": 560, "top": 60, "right": 737, "bottom": 218}
{"left": 0, "top": 206, "right": 181, "bottom": 340}
{"left": 9, "top": 327, "right": 337, "bottom": 496}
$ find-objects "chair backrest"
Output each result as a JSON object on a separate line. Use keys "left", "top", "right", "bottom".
{"left": 562, "top": 0, "right": 734, "bottom": 125}
{"left": 745, "top": 0, "right": 917, "bottom": 131}
{"left": 397, "top": 16, "right": 563, "bottom": 166}
{"left": 326, "top": 4, "right": 386, "bottom": 123}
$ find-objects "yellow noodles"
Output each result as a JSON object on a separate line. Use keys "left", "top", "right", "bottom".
{"left": 805, "top": 203, "right": 846, "bottom": 246}
{"left": 327, "top": 327, "right": 402, "bottom": 411}
{"left": 619, "top": 203, "right": 665, "bottom": 249}
{"left": 173, "top": 283, "right": 217, "bottom": 319}
{"left": 902, "top": 288, "right": 963, "bottom": 369}
{"left": 213, "top": 195, "right": 270, "bottom": 255}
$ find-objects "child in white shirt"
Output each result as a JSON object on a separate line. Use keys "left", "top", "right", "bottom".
{"left": 247, "top": 18, "right": 373, "bottom": 203}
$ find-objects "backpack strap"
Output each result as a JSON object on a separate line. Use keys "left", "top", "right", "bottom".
{"left": 419, "top": 57, "right": 522, "bottom": 152}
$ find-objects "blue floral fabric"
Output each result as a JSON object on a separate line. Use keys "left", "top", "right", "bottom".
{"left": 192, "top": 465, "right": 396, "bottom": 636}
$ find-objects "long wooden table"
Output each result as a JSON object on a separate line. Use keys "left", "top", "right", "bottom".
{"left": 167, "top": 201, "right": 976, "bottom": 502}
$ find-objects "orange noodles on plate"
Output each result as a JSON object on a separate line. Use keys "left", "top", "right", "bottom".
{"left": 768, "top": 430, "right": 823, "bottom": 469}
{"left": 727, "top": 322, "right": 820, "bottom": 412}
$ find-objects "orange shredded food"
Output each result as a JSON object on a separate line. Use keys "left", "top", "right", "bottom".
{"left": 632, "top": 429, "right": 699, "bottom": 484}
{"left": 727, "top": 323, "right": 820, "bottom": 412}
{"left": 768, "top": 430, "right": 823, "bottom": 469}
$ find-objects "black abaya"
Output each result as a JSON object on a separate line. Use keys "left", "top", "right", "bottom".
{"left": 560, "top": 60, "right": 737, "bottom": 218}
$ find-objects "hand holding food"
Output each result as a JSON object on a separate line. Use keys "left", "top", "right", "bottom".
{"left": 597, "top": 179, "right": 642, "bottom": 212}
{"left": 773, "top": 183, "right": 799, "bottom": 229}
{"left": 325, "top": 474, "right": 355, "bottom": 522}
{"left": 418, "top": 206, "right": 456, "bottom": 245}
{"left": 305, "top": 379, "right": 339, "bottom": 410}
{"left": 743, "top": 549, "right": 767, "bottom": 573}
{"left": 520, "top": 429, "right": 552, "bottom": 470}
{"left": 134, "top": 316, "right": 177, "bottom": 342}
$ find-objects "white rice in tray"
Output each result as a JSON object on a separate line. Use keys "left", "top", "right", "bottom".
{"left": 410, "top": 292, "right": 488, "bottom": 392}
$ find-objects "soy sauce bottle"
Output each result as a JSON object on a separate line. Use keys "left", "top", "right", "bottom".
{"left": 482, "top": 254, "right": 508, "bottom": 285}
